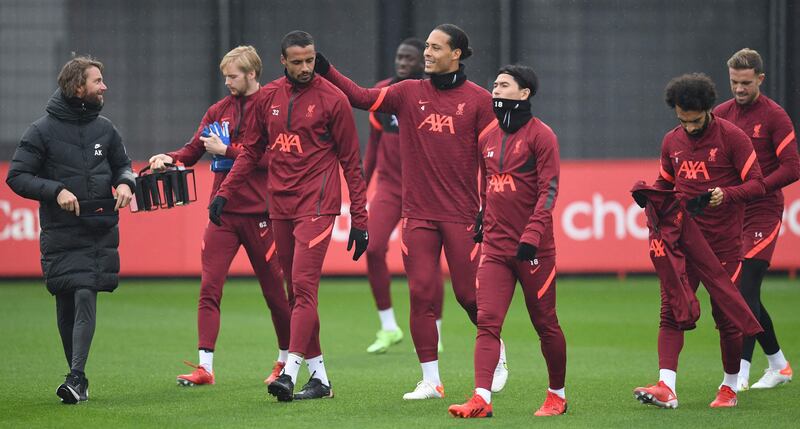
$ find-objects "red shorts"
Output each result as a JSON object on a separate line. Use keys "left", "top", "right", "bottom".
{"left": 742, "top": 212, "right": 781, "bottom": 263}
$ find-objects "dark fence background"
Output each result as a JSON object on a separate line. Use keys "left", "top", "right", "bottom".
{"left": 1, "top": 0, "right": 798, "bottom": 161}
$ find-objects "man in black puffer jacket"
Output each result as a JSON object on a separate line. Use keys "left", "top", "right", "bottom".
{"left": 6, "top": 56, "right": 135, "bottom": 405}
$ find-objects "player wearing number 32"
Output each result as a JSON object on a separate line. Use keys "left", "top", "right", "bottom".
{"left": 214, "top": 31, "right": 369, "bottom": 402}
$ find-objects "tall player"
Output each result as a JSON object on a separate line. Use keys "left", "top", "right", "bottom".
{"left": 363, "top": 38, "right": 445, "bottom": 355}
{"left": 448, "top": 65, "right": 567, "bottom": 418}
{"left": 714, "top": 48, "right": 798, "bottom": 390}
{"left": 210, "top": 31, "right": 369, "bottom": 401}
{"left": 633, "top": 73, "right": 765, "bottom": 408}
{"left": 149, "top": 46, "right": 292, "bottom": 387}
{"left": 315, "top": 23, "right": 509, "bottom": 399}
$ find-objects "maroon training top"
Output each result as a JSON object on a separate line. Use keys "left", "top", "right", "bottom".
{"left": 217, "top": 76, "right": 368, "bottom": 229}
{"left": 324, "top": 66, "right": 495, "bottom": 224}
{"left": 365, "top": 78, "right": 402, "bottom": 197}
{"left": 479, "top": 117, "right": 560, "bottom": 258}
{"left": 167, "top": 90, "right": 270, "bottom": 215}
{"left": 654, "top": 116, "right": 765, "bottom": 261}
{"left": 714, "top": 94, "right": 799, "bottom": 218}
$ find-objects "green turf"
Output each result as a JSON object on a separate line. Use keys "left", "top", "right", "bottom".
{"left": 1, "top": 276, "right": 798, "bottom": 427}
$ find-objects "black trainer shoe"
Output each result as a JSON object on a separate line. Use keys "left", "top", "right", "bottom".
{"left": 80, "top": 376, "right": 89, "bottom": 402}
{"left": 56, "top": 373, "right": 85, "bottom": 404}
{"left": 267, "top": 374, "right": 294, "bottom": 402}
{"left": 294, "top": 377, "right": 333, "bottom": 400}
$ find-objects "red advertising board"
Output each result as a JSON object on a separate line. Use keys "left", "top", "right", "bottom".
{"left": 2, "top": 160, "right": 798, "bottom": 276}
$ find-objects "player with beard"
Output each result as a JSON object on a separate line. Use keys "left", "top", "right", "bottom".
{"left": 211, "top": 31, "right": 369, "bottom": 402}
{"left": 315, "top": 23, "right": 509, "bottom": 400}
{"left": 713, "top": 48, "right": 798, "bottom": 390}
{"left": 363, "top": 38, "right": 445, "bottom": 355}
{"left": 148, "top": 46, "right": 292, "bottom": 387}
{"left": 633, "top": 73, "right": 765, "bottom": 409}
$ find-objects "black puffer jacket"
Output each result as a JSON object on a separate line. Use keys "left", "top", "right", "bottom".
{"left": 6, "top": 89, "right": 135, "bottom": 295}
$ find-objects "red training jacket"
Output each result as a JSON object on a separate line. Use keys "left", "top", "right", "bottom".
{"left": 654, "top": 116, "right": 765, "bottom": 261}
{"left": 714, "top": 94, "right": 799, "bottom": 218}
{"left": 217, "top": 76, "right": 368, "bottom": 229}
{"left": 479, "top": 117, "right": 560, "bottom": 258}
{"left": 324, "top": 65, "right": 495, "bottom": 224}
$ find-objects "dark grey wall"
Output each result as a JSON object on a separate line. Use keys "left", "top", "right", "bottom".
{"left": 0, "top": 0, "right": 796, "bottom": 162}
{"left": 519, "top": 0, "right": 771, "bottom": 159}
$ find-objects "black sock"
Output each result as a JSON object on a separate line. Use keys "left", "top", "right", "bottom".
{"left": 756, "top": 304, "right": 782, "bottom": 356}
{"left": 739, "top": 259, "right": 769, "bottom": 362}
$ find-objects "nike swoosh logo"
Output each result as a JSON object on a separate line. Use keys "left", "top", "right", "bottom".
{"left": 259, "top": 229, "right": 269, "bottom": 238}
{"left": 672, "top": 150, "right": 684, "bottom": 156}
{"left": 311, "top": 216, "right": 321, "bottom": 222}
{"left": 418, "top": 100, "right": 430, "bottom": 105}
{"left": 486, "top": 147, "right": 495, "bottom": 152}
{"left": 271, "top": 104, "right": 280, "bottom": 109}
{"left": 94, "top": 208, "right": 104, "bottom": 213}
{"left": 530, "top": 265, "right": 541, "bottom": 275}
{"left": 753, "top": 238, "right": 764, "bottom": 245}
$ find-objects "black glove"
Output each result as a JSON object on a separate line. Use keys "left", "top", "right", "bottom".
{"left": 631, "top": 190, "right": 648, "bottom": 208}
{"left": 208, "top": 196, "right": 227, "bottom": 226}
{"left": 347, "top": 227, "right": 369, "bottom": 261}
{"left": 473, "top": 210, "right": 484, "bottom": 243}
{"left": 315, "top": 52, "right": 331, "bottom": 76}
{"left": 686, "top": 192, "right": 712, "bottom": 217}
{"left": 516, "top": 242, "right": 537, "bottom": 262}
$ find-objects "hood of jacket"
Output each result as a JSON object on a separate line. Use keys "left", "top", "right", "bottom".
{"left": 45, "top": 88, "right": 102, "bottom": 123}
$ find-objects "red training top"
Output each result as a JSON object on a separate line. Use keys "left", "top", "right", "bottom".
{"left": 324, "top": 65, "right": 495, "bottom": 224}
{"left": 217, "top": 76, "right": 368, "bottom": 229}
{"left": 479, "top": 117, "right": 560, "bottom": 258}
{"left": 714, "top": 94, "right": 799, "bottom": 218}
{"left": 654, "top": 116, "right": 765, "bottom": 261}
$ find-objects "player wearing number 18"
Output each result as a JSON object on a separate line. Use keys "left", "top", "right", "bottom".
{"left": 448, "top": 65, "right": 567, "bottom": 418}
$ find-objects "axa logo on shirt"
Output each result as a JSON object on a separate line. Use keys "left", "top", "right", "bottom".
{"left": 94, "top": 143, "right": 102, "bottom": 157}
{"left": 271, "top": 133, "right": 303, "bottom": 154}
{"left": 676, "top": 160, "right": 709, "bottom": 180}
{"left": 418, "top": 114, "right": 455, "bottom": 134}
{"left": 488, "top": 174, "right": 516, "bottom": 193}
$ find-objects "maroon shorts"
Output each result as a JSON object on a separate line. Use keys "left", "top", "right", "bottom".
{"left": 742, "top": 212, "right": 782, "bottom": 263}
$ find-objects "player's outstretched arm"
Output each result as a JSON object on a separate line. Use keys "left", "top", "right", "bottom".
{"left": 316, "top": 52, "right": 401, "bottom": 114}
{"left": 165, "top": 109, "right": 218, "bottom": 168}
